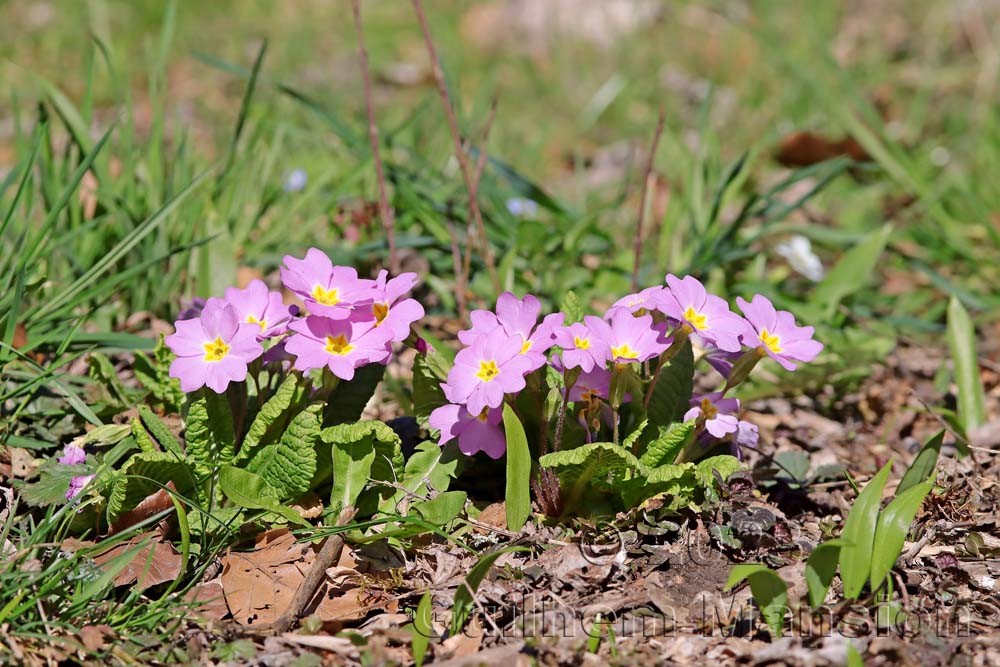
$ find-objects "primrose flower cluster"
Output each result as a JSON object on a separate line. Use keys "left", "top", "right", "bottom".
{"left": 430, "top": 274, "right": 822, "bottom": 459}
{"left": 165, "top": 248, "right": 424, "bottom": 393}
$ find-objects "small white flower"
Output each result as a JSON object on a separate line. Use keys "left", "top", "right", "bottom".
{"left": 283, "top": 169, "right": 308, "bottom": 193}
{"left": 775, "top": 235, "right": 824, "bottom": 282}
{"left": 506, "top": 198, "right": 539, "bottom": 218}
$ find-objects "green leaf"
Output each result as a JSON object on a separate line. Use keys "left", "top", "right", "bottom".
{"left": 646, "top": 340, "right": 694, "bottom": 427}
{"left": 217, "top": 465, "right": 308, "bottom": 526}
{"left": 846, "top": 643, "right": 864, "bottom": 667}
{"left": 381, "top": 441, "right": 460, "bottom": 514}
{"left": 450, "top": 546, "right": 529, "bottom": 636}
{"left": 639, "top": 421, "right": 693, "bottom": 467}
{"left": 131, "top": 418, "right": 158, "bottom": 454}
{"left": 897, "top": 430, "right": 942, "bottom": 496}
{"left": 947, "top": 296, "right": 986, "bottom": 433}
{"left": 560, "top": 290, "right": 584, "bottom": 324}
{"left": 870, "top": 480, "right": 933, "bottom": 591}
{"left": 411, "top": 591, "right": 434, "bottom": 667}
{"left": 695, "top": 455, "right": 743, "bottom": 486}
{"left": 246, "top": 404, "right": 320, "bottom": 501}
{"left": 138, "top": 405, "right": 183, "bottom": 457}
{"left": 323, "top": 421, "right": 402, "bottom": 511}
{"left": 413, "top": 491, "right": 467, "bottom": 525}
{"left": 16, "top": 459, "right": 89, "bottom": 507}
{"left": 412, "top": 353, "right": 447, "bottom": 423}
{"left": 839, "top": 461, "right": 892, "bottom": 599}
{"left": 322, "top": 364, "right": 386, "bottom": 426}
{"left": 185, "top": 392, "right": 236, "bottom": 476}
{"left": 502, "top": 404, "right": 532, "bottom": 531}
{"left": 619, "top": 463, "right": 696, "bottom": 509}
{"left": 724, "top": 564, "right": 788, "bottom": 637}
{"left": 107, "top": 451, "right": 197, "bottom": 523}
{"left": 813, "top": 223, "right": 892, "bottom": 317}
{"left": 238, "top": 373, "right": 301, "bottom": 460}
{"left": 805, "top": 540, "right": 844, "bottom": 609}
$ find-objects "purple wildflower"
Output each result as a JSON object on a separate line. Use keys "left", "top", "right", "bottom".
{"left": 58, "top": 442, "right": 86, "bottom": 466}
{"left": 66, "top": 474, "right": 94, "bottom": 500}
{"left": 659, "top": 274, "right": 746, "bottom": 353}
{"left": 177, "top": 297, "right": 206, "bottom": 321}
{"left": 370, "top": 270, "right": 425, "bottom": 342}
{"left": 280, "top": 248, "right": 376, "bottom": 319}
{"left": 567, "top": 366, "right": 613, "bottom": 403}
{"left": 166, "top": 299, "right": 263, "bottom": 393}
{"left": 587, "top": 310, "right": 668, "bottom": 364}
{"left": 285, "top": 314, "right": 393, "bottom": 380}
{"left": 442, "top": 327, "right": 533, "bottom": 415}
{"left": 736, "top": 295, "right": 823, "bottom": 371}
{"left": 553, "top": 316, "right": 611, "bottom": 373}
{"left": 684, "top": 392, "right": 740, "bottom": 439}
{"left": 702, "top": 345, "right": 743, "bottom": 379}
{"left": 735, "top": 420, "right": 759, "bottom": 450}
{"left": 457, "top": 293, "right": 562, "bottom": 372}
{"left": 607, "top": 286, "right": 666, "bottom": 315}
{"left": 224, "top": 279, "right": 293, "bottom": 339}
{"left": 428, "top": 404, "right": 506, "bottom": 459}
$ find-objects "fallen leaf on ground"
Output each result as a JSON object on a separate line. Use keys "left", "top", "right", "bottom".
{"left": 185, "top": 579, "right": 230, "bottom": 621}
{"left": 78, "top": 625, "right": 113, "bottom": 652}
{"left": 110, "top": 482, "right": 176, "bottom": 534}
{"left": 774, "top": 131, "right": 869, "bottom": 167}
{"left": 93, "top": 533, "right": 181, "bottom": 590}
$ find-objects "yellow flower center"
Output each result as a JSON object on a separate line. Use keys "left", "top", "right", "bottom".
{"left": 683, "top": 305, "right": 708, "bottom": 331}
{"left": 610, "top": 343, "right": 638, "bottom": 360}
{"left": 372, "top": 302, "right": 389, "bottom": 325}
{"left": 573, "top": 336, "right": 590, "bottom": 350}
{"left": 311, "top": 285, "right": 340, "bottom": 306}
{"left": 700, "top": 397, "right": 718, "bottom": 419}
{"left": 246, "top": 315, "right": 267, "bottom": 332}
{"left": 520, "top": 339, "right": 533, "bottom": 355}
{"left": 324, "top": 333, "right": 355, "bottom": 356}
{"left": 475, "top": 409, "right": 490, "bottom": 423}
{"left": 759, "top": 328, "right": 783, "bottom": 354}
{"left": 202, "top": 337, "right": 230, "bottom": 362}
{"left": 476, "top": 359, "right": 500, "bottom": 382}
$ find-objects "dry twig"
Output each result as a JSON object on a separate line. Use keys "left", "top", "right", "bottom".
{"left": 271, "top": 506, "right": 357, "bottom": 633}
{"left": 412, "top": 0, "right": 500, "bottom": 298}
{"left": 351, "top": 0, "right": 399, "bottom": 274}
{"left": 631, "top": 109, "right": 666, "bottom": 291}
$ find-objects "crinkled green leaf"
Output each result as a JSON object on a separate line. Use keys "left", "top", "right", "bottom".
{"left": 539, "top": 442, "right": 642, "bottom": 492}
{"left": 238, "top": 373, "right": 301, "bottom": 461}
{"left": 246, "top": 403, "right": 320, "bottom": 501}
{"left": 322, "top": 363, "right": 385, "bottom": 426}
{"left": 870, "top": 480, "right": 933, "bottom": 591}
{"left": 639, "top": 421, "right": 693, "bottom": 467}
{"left": 646, "top": 339, "right": 694, "bottom": 427}
{"left": 560, "top": 290, "right": 584, "bottom": 324}
{"left": 185, "top": 391, "right": 235, "bottom": 476}
{"left": 724, "top": 564, "right": 788, "bottom": 637}
{"left": 106, "top": 451, "right": 197, "bottom": 523}
{"left": 840, "top": 461, "right": 892, "bottom": 599}
{"left": 695, "top": 455, "right": 743, "bottom": 486}
{"left": 16, "top": 459, "right": 89, "bottom": 507}
{"left": 132, "top": 418, "right": 158, "bottom": 454}
{"left": 217, "top": 465, "right": 308, "bottom": 526}
{"left": 619, "top": 462, "right": 696, "bottom": 508}
{"left": 138, "top": 405, "right": 183, "bottom": 457}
